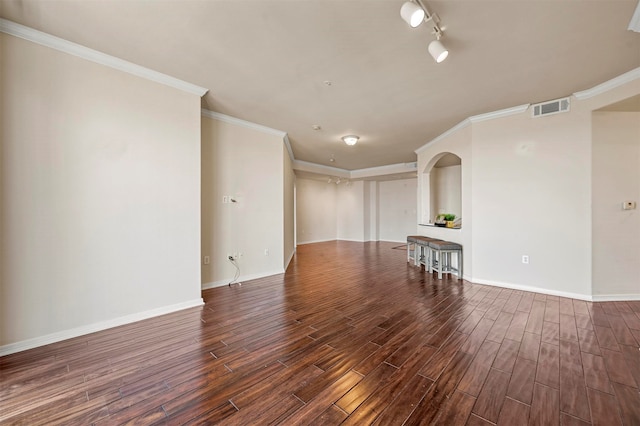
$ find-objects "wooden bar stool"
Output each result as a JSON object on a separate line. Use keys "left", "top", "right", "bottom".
{"left": 428, "top": 240, "right": 463, "bottom": 280}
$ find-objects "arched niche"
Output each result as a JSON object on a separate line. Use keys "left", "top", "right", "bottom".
{"left": 421, "top": 152, "right": 462, "bottom": 226}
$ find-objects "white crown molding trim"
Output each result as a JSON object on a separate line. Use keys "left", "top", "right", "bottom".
{"left": 417, "top": 67, "right": 640, "bottom": 154}
{"left": 0, "top": 19, "right": 208, "bottom": 97}
{"left": 468, "top": 103, "right": 530, "bottom": 123}
{"left": 201, "top": 109, "right": 286, "bottom": 137}
{"left": 201, "top": 109, "right": 294, "bottom": 161}
{"left": 293, "top": 160, "right": 350, "bottom": 178}
{"left": 0, "top": 298, "right": 204, "bottom": 356}
{"left": 283, "top": 134, "right": 295, "bottom": 162}
{"left": 415, "top": 119, "right": 470, "bottom": 154}
{"left": 573, "top": 67, "right": 640, "bottom": 100}
{"left": 349, "top": 162, "right": 417, "bottom": 179}
{"left": 628, "top": 2, "right": 640, "bottom": 32}
{"left": 471, "top": 278, "right": 593, "bottom": 301}
{"left": 416, "top": 104, "right": 530, "bottom": 155}
{"left": 201, "top": 269, "right": 285, "bottom": 290}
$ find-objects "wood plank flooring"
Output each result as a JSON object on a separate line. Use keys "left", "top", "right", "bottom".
{"left": 1, "top": 241, "right": 639, "bottom": 425}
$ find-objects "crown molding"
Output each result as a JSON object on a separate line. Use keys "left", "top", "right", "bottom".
{"left": 573, "top": 67, "right": 640, "bottom": 100}
{"left": 201, "top": 109, "right": 416, "bottom": 180}
{"left": 415, "top": 119, "right": 470, "bottom": 155}
{"left": 349, "top": 162, "right": 417, "bottom": 179}
{"left": 201, "top": 109, "right": 287, "bottom": 138}
{"left": 415, "top": 103, "right": 530, "bottom": 154}
{"left": 201, "top": 109, "right": 293, "bottom": 160}
{"left": 293, "top": 160, "right": 418, "bottom": 180}
{"left": 468, "top": 103, "right": 530, "bottom": 123}
{"left": 292, "top": 160, "right": 350, "bottom": 178}
{"left": 0, "top": 19, "right": 208, "bottom": 97}
{"left": 282, "top": 134, "right": 295, "bottom": 162}
{"left": 417, "top": 67, "right": 640, "bottom": 154}
{"left": 628, "top": 2, "right": 640, "bottom": 32}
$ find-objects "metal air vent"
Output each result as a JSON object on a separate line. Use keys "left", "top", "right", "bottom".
{"left": 531, "top": 97, "right": 570, "bottom": 118}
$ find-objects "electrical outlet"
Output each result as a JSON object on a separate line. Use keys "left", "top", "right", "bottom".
{"left": 522, "top": 255, "right": 529, "bottom": 264}
{"left": 264, "top": 249, "right": 269, "bottom": 256}
{"left": 203, "top": 256, "right": 210, "bottom": 265}
{"left": 222, "top": 196, "right": 229, "bottom": 204}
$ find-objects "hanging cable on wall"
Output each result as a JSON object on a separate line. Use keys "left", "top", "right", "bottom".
{"left": 228, "top": 255, "right": 241, "bottom": 286}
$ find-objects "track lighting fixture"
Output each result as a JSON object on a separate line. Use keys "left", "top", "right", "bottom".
{"left": 400, "top": 1, "right": 425, "bottom": 28}
{"left": 400, "top": 0, "right": 449, "bottom": 63}
{"left": 342, "top": 135, "right": 359, "bottom": 146}
{"left": 428, "top": 39, "right": 448, "bottom": 63}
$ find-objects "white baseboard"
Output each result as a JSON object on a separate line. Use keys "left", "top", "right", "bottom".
{"left": 296, "top": 238, "right": 336, "bottom": 245}
{"left": 0, "top": 298, "right": 204, "bottom": 357}
{"left": 591, "top": 294, "right": 640, "bottom": 301}
{"left": 472, "top": 277, "right": 640, "bottom": 301}
{"left": 471, "top": 277, "right": 593, "bottom": 301}
{"left": 284, "top": 248, "right": 296, "bottom": 270}
{"left": 202, "top": 269, "right": 285, "bottom": 290}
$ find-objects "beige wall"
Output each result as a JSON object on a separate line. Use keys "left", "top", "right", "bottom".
{"left": 0, "top": 33, "right": 203, "bottom": 352}
{"left": 416, "top": 76, "right": 640, "bottom": 300}
{"left": 296, "top": 177, "right": 417, "bottom": 244}
{"left": 337, "top": 181, "right": 365, "bottom": 242}
{"left": 200, "top": 115, "right": 286, "bottom": 288}
{"left": 471, "top": 109, "right": 592, "bottom": 296}
{"left": 296, "top": 178, "right": 338, "bottom": 244}
{"left": 431, "top": 165, "right": 462, "bottom": 219}
{"left": 592, "top": 112, "right": 640, "bottom": 297}
{"left": 378, "top": 179, "right": 417, "bottom": 242}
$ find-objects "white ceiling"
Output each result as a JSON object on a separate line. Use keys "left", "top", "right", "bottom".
{"left": 1, "top": 0, "right": 639, "bottom": 172}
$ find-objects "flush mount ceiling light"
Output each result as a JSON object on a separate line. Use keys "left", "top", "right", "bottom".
{"left": 400, "top": 0, "right": 449, "bottom": 63}
{"left": 342, "top": 135, "right": 359, "bottom": 146}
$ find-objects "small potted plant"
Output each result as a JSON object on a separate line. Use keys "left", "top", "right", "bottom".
{"left": 444, "top": 214, "right": 456, "bottom": 228}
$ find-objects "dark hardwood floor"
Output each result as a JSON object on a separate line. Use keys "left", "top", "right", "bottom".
{"left": 1, "top": 241, "right": 639, "bottom": 425}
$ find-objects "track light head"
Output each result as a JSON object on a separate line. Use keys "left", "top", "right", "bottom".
{"left": 428, "top": 39, "right": 449, "bottom": 63}
{"left": 400, "top": 1, "right": 425, "bottom": 28}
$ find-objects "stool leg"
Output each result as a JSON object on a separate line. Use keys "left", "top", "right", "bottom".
{"left": 428, "top": 248, "right": 434, "bottom": 273}
{"left": 458, "top": 249, "right": 463, "bottom": 280}
{"left": 445, "top": 252, "right": 450, "bottom": 276}
{"left": 438, "top": 249, "right": 443, "bottom": 279}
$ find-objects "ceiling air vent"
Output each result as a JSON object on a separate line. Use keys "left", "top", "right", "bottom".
{"left": 531, "top": 97, "right": 570, "bottom": 118}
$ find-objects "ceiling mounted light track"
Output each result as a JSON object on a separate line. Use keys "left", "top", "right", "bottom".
{"left": 400, "top": 0, "right": 449, "bottom": 63}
